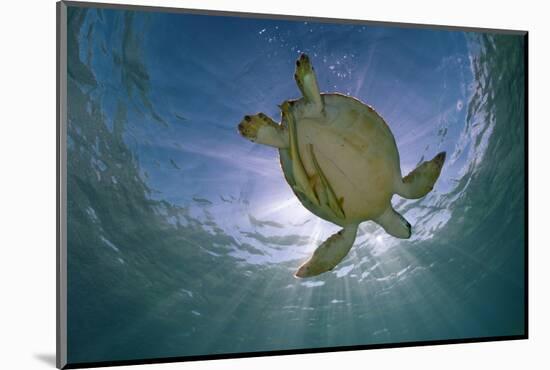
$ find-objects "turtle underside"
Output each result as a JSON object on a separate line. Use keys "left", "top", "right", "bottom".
{"left": 279, "top": 93, "right": 401, "bottom": 226}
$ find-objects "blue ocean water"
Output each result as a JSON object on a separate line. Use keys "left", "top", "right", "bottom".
{"left": 65, "top": 6, "right": 526, "bottom": 364}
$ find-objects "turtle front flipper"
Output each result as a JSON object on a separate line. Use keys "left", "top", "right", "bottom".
{"left": 282, "top": 101, "right": 320, "bottom": 206}
{"left": 294, "top": 223, "right": 359, "bottom": 278}
{"left": 238, "top": 113, "right": 289, "bottom": 149}
{"left": 395, "top": 152, "right": 446, "bottom": 199}
{"left": 294, "top": 53, "right": 324, "bottom": 115}
{"left": 308, "top": 143, "right": 345, "bottom": 220}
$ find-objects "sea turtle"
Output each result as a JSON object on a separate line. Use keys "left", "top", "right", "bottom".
{"left": 238, "top": 54, "right": 446, "bottom": 278}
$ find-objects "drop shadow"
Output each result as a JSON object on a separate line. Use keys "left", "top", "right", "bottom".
{"left": 34, "top": 353, "right": 56, "bottom": 367}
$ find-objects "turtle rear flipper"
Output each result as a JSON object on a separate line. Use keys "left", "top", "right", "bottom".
{"left": 395, "top": 152, "right": 446, "bottom": 199}
{"left": 294, "top": 223, "right": 359, "bottom": 278}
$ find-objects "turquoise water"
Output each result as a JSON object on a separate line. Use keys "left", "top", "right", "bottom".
{"left": 65, "top": 6, "right": 526, "bottom": 365}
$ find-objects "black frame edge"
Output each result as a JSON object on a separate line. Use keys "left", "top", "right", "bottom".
{"left": 524, "top": 31, "right": 529, "bottom": 339}
{"left": 63, "top": 334, "right": 527, "bottom": 369}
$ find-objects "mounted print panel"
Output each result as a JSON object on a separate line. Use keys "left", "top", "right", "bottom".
{"left": 57, "top": 1, "right": 527, "bottom": 368}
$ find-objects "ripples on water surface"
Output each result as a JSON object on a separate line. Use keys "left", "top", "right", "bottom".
{"left": 65, "top": 6, "right": 526, "bottom": 364}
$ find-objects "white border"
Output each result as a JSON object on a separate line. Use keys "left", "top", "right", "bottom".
{"left": 1, "top": 0, "right": 547, "bottom": 369}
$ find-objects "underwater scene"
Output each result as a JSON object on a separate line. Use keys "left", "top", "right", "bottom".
{"left": 65, "top": 5, "right": 526, "bottom": 365}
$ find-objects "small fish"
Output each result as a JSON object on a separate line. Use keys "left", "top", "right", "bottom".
{"left": 193, "top": 197, "right": 212, "bottom": 206}
{"left": 169, "top": 158, "right": 180, "bottom": 170}
{"left": 220, "top": 195, "right": 232, "bottom": 203}
{"left": 174, "top": 113, "right": 188, "bottom": 122}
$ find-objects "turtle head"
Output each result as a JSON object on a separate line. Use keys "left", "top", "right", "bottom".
{"left": 278, "top": 100, "right": 294, "bottom": 115}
